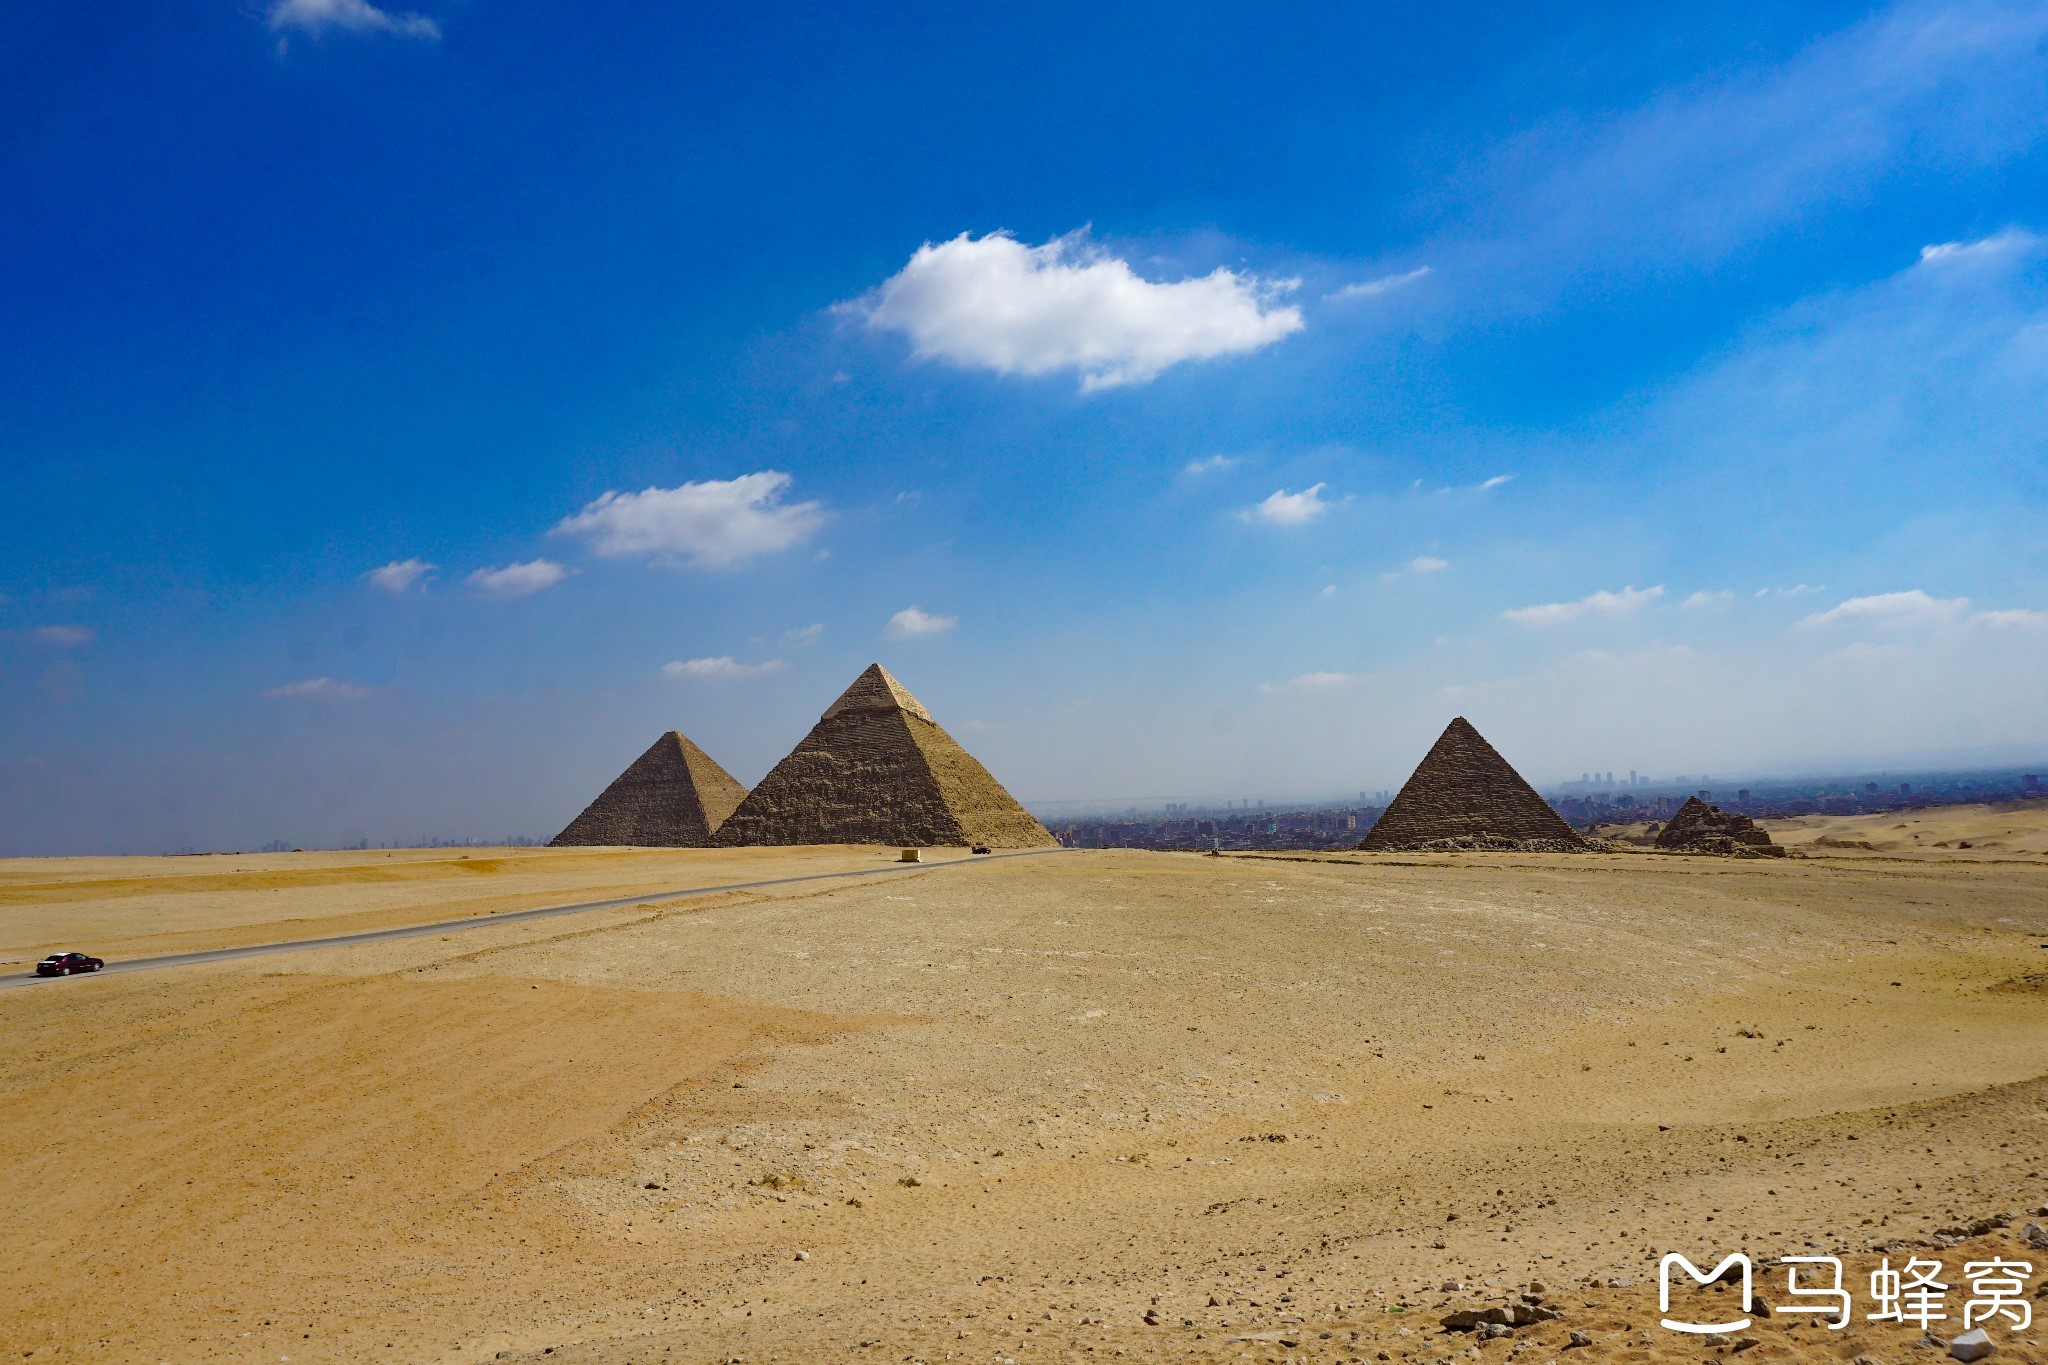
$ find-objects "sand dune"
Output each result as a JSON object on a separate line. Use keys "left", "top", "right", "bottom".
{"left": 3, "top": 839, "right": 2046, "bottom": 1362}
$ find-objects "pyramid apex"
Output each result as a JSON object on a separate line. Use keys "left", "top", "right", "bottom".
{"left": 821, "top": 662, "right": 933, "bottom": 724}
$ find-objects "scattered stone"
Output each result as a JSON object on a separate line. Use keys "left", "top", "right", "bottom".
{"left": 2020, "top": 1221, "right": 2048, "bottom": 1250}
{"left": 1705, "top": 1333, "right": 1733, "bottom": 1347}
{"left": 1948, "top": 1328, "right": 1993, "bottom": 1361}
{"left": 1917, "top": 1333, "right": 1950, "bottom": 1351}
{"left": 1566, "top": 1329, "right": 1593, "bottom": 1349}
{"left": 1733, "top": 1336, "right": 1761, "bottom": 1353}
{"left": 1655, "top": 796, "right": 1784, "bottom": 856}
{"left": 1142, "top": 1309, "right": 1160, "bottom": 1326}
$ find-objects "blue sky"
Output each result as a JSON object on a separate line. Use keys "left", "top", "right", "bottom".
{"left": 4, "top": 0, "right": 2047, "bottom": 852}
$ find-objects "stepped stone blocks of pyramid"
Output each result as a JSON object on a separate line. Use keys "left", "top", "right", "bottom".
{"left": 714, "top": 663, "right": 1056, "bottom": 849}
{"left": 1654, "top": 795, "right": 1784, "bottom": 856}
{"left": 550, "top": 732, "right": 749, "bottom": 847}
{"left": 1357, "top": 716, "right": 1588, "bottom": 852}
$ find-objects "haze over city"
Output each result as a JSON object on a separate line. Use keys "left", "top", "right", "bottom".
{"left": 6, "top": 0, "right": 2048, "bottom": 853}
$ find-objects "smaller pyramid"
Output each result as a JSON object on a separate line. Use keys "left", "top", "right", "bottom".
{"left": 714, "top": 664, "right": 1055, "bottom": 848}
{"left": 551, "top": 732, "right": 749, "bottom": 847}
{"left": 1358, "top": 717, "right": 1587, "bottom": 852}
{"left": 1655, "top": 796, "right": 1783, "bottom": 856}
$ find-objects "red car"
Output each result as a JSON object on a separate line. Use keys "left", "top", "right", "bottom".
{"left": 35, "top": 952, "right": 104, "bottom": 977}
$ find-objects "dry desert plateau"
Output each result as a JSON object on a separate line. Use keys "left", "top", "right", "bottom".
{"left": 6, "top": 802, "right": 2048, "bottom": 1363}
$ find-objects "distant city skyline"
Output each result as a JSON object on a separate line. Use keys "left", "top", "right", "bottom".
{"left": 5, "top": 0, "right": 2048, "bottom": 853}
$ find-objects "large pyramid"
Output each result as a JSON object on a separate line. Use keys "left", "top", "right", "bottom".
{"left": 550, "top": 732, "right": 749, "bottom": 847}
{"left": 1358, "top": 717, "right": 1587, "bottom": 852}
{"left": 713, "top": 664, "right": 1056, "bottom": 848}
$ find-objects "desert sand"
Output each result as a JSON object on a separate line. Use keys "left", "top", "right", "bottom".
{"left": 4, "top": 834, "right": 2048, "bottom": 1363}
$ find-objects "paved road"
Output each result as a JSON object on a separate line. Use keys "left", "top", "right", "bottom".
{"left": 2, "top": 847, "right": 1069, "bottom": 992}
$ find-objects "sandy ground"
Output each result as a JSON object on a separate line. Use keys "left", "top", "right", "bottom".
{"left": 4, "top": 838, "right": 2048, "bottom": 1364}
{"left": 0, "top": 844, "right": 966, "bottom": 967}
{"left": 1593, "top": 797, "right": 2048, "bottom": 860}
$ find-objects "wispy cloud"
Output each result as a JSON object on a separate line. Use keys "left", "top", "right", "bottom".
{"left": 365, "top": 558, "right": 435, "bottom": 594}
{"left": 1241, "top": 484, "right": 1333, "bottom": 527}
{"left": 555, "top": 472, "right": 825, "bottom": 568}
{"left": 264, "top": 677, "right": 372, "bottom": 700}
{"left": 1258, "top": 670, "right": 1362, "bottom": 694}
{"left": 1970, "top": 607, "right": 2048, "bottom": 629}
{"left": 1183, "top": 454, "right": 1238, "bottom": 475}
{"left": 782, "top": 623, "right": 825, "bottom": 648}
{"left": 1802, "top": 590, "right": 2047, "bottom": 631}
{"left": 1800, "top": 589, "right": 1971, "bottom": 628}
{"left": 35, "top": 624, "right": 95, "bottom": 648}
{"left": 266, "top": 0, "right": 440, "bottom": 40}
{"left": 884, "top": 606, "right": 957, "bottom": 639}
{"left": 845, "top": 230, "right": 1303, "bottom": 391}
{"left": 1477, "top": 474, "right": 1513, "bottom": 491}
{"left": 1682, "top": 590, "right": 1735, "bottom": 608}
{"left": 1324, "top": 265, "right": 1432, "bottom": 302}
{"left": 467, "top": 560, "right": 569, "bottom": 598}
{"left": 1408, "top": 556, "right": 1449, "bottom": 574}
{"left": 1503, "top": 585, "right": 1665, "bottom": 626}
{"left": 1452, "top": 1, "right": 2048, "bottom": 289}
{"left": 662, "top": 656, "right": 785, "bottom": 681}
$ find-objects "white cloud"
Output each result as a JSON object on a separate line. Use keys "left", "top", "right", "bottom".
{"left": 365, "top": 558, "right": 434, "bottom": 594}
{"left": 783, "top": 623, "right": 826, "bottom": 648}
{"left": 1503, "top": 585, "right": 1665, "bottom": 625}
{"left": 1919, "top": 230, "right": 2037, "bottom": 265}
{"left": 1183, "top": 454, "right": 1237, "bottom": 475}
{"left": 1241, "top": 484, "right": 1331, "bottom": 527}
{"left": 467, "top": 560, "right": 569, "bottom": 598}
{"left": 1325, "top": 266, "right": 1432, "bottom": 301}
{"left": 1258, "top": 670, "right": 1361, "bottom": 694}
{"left": 1970, "top": 607, "right": 2048, "bottom": 629}
{"left": 846, "top": 231, "right": 1304, "bottom": 391}
{"left": 1478, "top": 474, "right": 1514, "bottom": 491}
{"left": 35, "top": 624, "right": 95, "bottom": 648}
{"left": 1682, "top": 590, "right": 1735, "bottom": 608}
{"left": 662, "top": 656, "right": 785, "bottom": 681}
{"left": 266, "top": 0, "right": 439, "bottom": 40}
{"left": 1408, "top": 556, "right": 1450, "bottom": 574}
{"left": 265, "top": 677, "right": 372, "bottom": 700}
{"left": 1800, "top": 589, "right": 1971, "bottom": 628}
{"left": 555, "top": 471, "right": 825, "bottom": 568}
{"left": 885, "top": 606, "right": 957, "bottom": 639}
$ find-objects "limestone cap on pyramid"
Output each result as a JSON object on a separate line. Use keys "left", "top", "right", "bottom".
{"left": 713, "top": 662, "right": 1055, "bottom": 849}
{"left": 820, "top": 662, "right": 933, "bottom": 724}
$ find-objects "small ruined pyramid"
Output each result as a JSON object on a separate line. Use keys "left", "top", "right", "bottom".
{"left": 1358, "top": 717, "right": 1587, "bottom": 852}
{"left": 1655, "top": 796, "right": 1783, "bottom": 856}
{"left": 550, "top": 732, "right": 749, "bottom": 847}
{"left": 714, "top": 663, "right": 1055, "bottom": 849}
